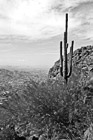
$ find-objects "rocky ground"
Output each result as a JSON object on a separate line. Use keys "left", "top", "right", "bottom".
{"left": 48, "top": 45, "right": 93, "bottom": 85}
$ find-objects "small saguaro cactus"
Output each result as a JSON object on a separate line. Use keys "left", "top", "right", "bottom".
{"left": 60, "top": 13, "right": 74, "bottom": 83}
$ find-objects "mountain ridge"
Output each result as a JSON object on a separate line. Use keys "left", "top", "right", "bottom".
{"left": 48, "top": 45, "right": 93, "bottom": 84}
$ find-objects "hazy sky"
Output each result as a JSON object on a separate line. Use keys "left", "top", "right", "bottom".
{"left": 0, "top": 0, "right": 93, "bottom": 69}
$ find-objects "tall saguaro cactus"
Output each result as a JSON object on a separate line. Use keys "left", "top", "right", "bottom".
{"left": 60, "top": 13, "right": 74, "bottom": 83}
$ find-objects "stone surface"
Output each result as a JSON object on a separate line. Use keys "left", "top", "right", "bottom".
{"left": 84, "top": 123, "right": 93, "bottom": 140}
{"left": 48, "top": 45, "right": 93, "bottom": 83}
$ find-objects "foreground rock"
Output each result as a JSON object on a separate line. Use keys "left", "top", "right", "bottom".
{"left": 84, "top": 123, "right": 93, "bottom": 140}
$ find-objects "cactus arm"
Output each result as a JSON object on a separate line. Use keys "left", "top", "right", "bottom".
{"left": 67, "top": 41, "right": 74, "bottom": 78}
{"left": 60, "top": 41, "right": 63, "bottom": 76}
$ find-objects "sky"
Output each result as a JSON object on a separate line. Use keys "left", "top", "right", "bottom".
{"left": 0, "top": 0, "right": 93, "bottom": 69}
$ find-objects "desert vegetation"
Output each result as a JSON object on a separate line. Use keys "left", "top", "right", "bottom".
{"left": 0, "top": 68, "right": 93, "bottom": 140}
{"left": 0, "top": 14, "right": 93, "bottom": 140}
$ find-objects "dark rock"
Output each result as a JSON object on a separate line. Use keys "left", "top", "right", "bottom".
{"left": 32, "top": 135, "right": 39, "bottom": 140}
{"left": 15, "top": 134, "right": 26, "bottom": 140}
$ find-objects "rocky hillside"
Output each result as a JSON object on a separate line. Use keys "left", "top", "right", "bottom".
{"left": 48, "top": 45, "right": 93, "bottom": 84}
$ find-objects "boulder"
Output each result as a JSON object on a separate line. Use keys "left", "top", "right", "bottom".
{"left": 84, "top": 123, "right": 93, "bottom": 140}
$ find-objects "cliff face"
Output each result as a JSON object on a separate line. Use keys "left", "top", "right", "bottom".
{"left": 48, "top": 45, "right": 93, "bottom": 83}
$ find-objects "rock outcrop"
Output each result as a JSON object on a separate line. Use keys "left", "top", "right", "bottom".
{"left": 84, "top": 123, "right": 93, "bottom": 140}
{"left": 48, "top": 45, "right": 93, "bottom": 83}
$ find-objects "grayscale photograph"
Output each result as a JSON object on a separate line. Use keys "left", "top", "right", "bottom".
{"left": 0, "top": 0, "right": 93, "bottom": 140}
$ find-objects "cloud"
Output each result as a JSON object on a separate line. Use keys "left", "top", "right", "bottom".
{"left": 0, "top": 0, "right": 84, "bottom": 40}
{"left": 0, "top": 0, "right": 92, "bottom": 68}
{"left": 0, "top": 0, "right": 93, "bottom": 44}
{"left": 70, "top": 1, "right": 93, "bottom": 41}
{"left": 0, "top": 0, "right": 56, "bottom": 40}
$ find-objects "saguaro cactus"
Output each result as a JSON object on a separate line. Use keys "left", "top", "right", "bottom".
{"left": 60, "top": 13, "right": 74, "bottom": 83}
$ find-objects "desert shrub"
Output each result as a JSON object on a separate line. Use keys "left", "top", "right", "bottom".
{"left": 0, "top": 122, "right": 15, "bottom": 140}
{"left": 26, "top": 77, "right": 93, "bottom": 140}
{"left": 0, "top": 77, "right": 93, "bottom": 140}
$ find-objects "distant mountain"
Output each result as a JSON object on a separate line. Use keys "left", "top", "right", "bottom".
{"left": 0, "top": 67, "right": 48, "bottom": 84}
{"left": 0, "top": 68, "right": 48, "bottom": 103}
{"left": 48, "top": 45, "right": 93, "bottom": 85}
